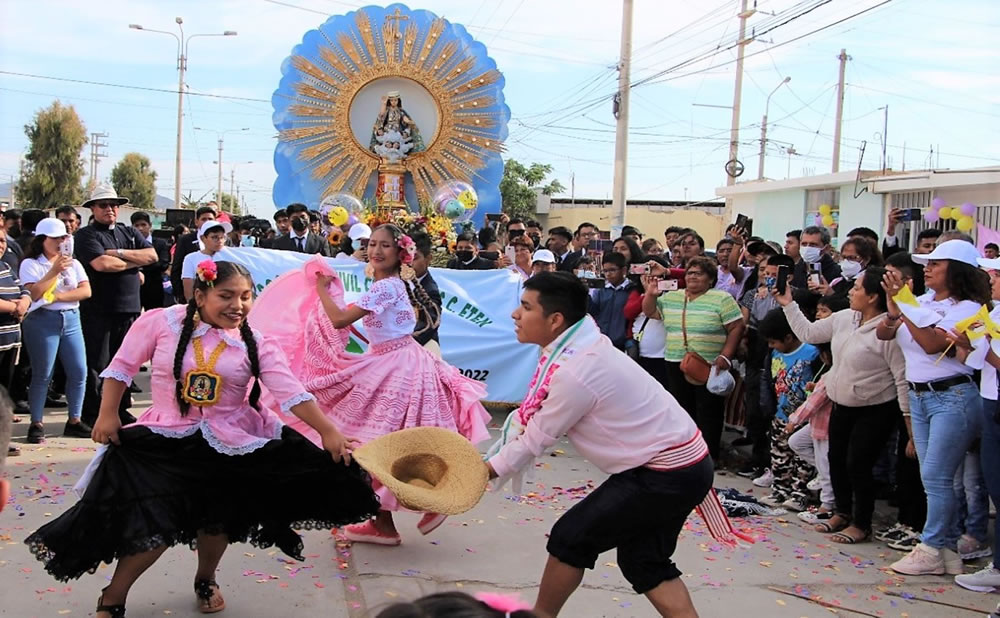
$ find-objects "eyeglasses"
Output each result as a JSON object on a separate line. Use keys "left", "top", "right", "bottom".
{"left": 92, "top": 203, "right": 120, "bottom": 210}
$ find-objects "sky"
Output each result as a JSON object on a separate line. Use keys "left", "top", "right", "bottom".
{"left": 1, "top": 0, "right": 998, "bottom": 218}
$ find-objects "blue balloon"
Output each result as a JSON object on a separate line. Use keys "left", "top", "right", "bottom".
{"left": 271, "top": 3, "right": 509, "bottom": 229}
{"left": 444, "top": 199, "right": 465, "bottom": 220}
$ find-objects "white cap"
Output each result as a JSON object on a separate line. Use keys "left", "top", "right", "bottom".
{"left": 198, "top": 219, "right": 233, "bottom": 238}
{"left": 33, "top": 218, "right": 70, "bottom": 238}
{"left": 978, "top": 257, "right": 1000, "bottom": 271}
{"left": 911, "top": 239, "right": 981, "bottom": 267}
{"left": 348, "top": 223, "right": 372, "bottom": 240}
{"left": 532, "top": 249, "right": 556, "bottom": 264}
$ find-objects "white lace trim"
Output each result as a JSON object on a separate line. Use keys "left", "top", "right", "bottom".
{"left": 163, "top": 305, "right": 247, "bottom": 350}
{"left": 280, "top": 391, "right": 316, "bottom": 413}
{"left": 98, "top": 367, "right": 134, "bottom": 386}
{"left": 146, "top": 420, "right": 279, "bottom": 456}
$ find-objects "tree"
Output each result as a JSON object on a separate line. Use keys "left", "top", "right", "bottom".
{"left": 110, "top": 152, "right": 158, "bottom": 210}
{"left": 499, "top": 159, "right": 565, "bottom": 219}
{"left": 219, "top": 192, "right": 238, "bottom": 213}
{"left": 15, "top": 101, "right": 88, "bottom": 208}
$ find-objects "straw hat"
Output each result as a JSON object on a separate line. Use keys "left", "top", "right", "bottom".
{"left": 353, "top": 427, "right": 488, "bottom": 515}
{"left": 81, "top": 183, "right": 129, "bottom": 209}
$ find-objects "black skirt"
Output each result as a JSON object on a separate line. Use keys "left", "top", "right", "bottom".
{"left": 25, "top": 425, "right": 380, "bottom": 582}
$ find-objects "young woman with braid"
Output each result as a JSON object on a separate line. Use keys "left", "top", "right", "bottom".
{"left": 24, "top": 260, "right": 379, "bottom": 618}
{"left": 297, "top": 224, "right": 491, "bottom": 546}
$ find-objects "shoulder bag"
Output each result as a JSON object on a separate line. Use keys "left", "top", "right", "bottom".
{"left": 679, "top": 294, "right": 712, "bottom": 385}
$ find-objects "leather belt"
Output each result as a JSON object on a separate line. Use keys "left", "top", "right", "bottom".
{"left": 907, "top": 375, "right": 973, "bottom": 392}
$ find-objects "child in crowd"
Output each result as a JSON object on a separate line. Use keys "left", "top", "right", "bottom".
{"left": 758, "top": 308, "right": 823, "bottom": 511}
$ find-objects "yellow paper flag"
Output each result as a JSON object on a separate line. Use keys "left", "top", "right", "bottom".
{"left": 41, "top": 279, "right": 58, "bottom": 303}
{"left": 893, "top": 285, "right": 920, "bottom": 308}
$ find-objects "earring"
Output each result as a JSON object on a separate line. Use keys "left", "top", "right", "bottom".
{"left": 364, "top": 262, "right": 375, "bottom": 279}
{"left": 192, "top": 309, "right": 201, "bottom": 325}
{"left": 400, "top": 264, "right": 416, "bottom": 281}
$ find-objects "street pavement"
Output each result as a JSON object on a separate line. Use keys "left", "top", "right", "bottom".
{"left": 1, "top": 371, "right": 996, "bottom": 617}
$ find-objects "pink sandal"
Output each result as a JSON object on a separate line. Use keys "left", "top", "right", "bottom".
{"left": 343, "top": 520, "right": 401, "bottom": 546}
{"left": 417, "top": 513, "right": 447, "bottom": 536}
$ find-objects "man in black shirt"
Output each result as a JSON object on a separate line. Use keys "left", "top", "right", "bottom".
{"left": 75, "top": 185, "right": 156, "bottom": 425}
{"left": 130, "top": 211, "right": 171, "bottom": 310}
{"left": 270, "top": 203, "right": 331, "bottom": 255}
{"left": 446, "top": 232, "right": 494, "bottom": 270}
{"left": 170, "top": 205, "right": 217, "bottom": 303}
{"left": 409, "top": 232, "right": 442, "bottom": 349}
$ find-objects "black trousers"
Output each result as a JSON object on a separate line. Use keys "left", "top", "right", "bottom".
{"left": 894, "top": 414, "right": 926, "bottom": 530}
{"left": 80, "top": 309, "right": 137, "bottom": 425}
{"left": 828, "top": 400, "right": 900, "bottom": 531}
{"left": 744, "top": 331, "right": 773, "bottom": 470}
{"left": 665, "top": 361, "right": 725, "bottom": 461}
{"left": 636, "top": 356, "right": 668, "bottom": 391}
{"left": 0, "top": 346, "right": 18, "bottom": 400}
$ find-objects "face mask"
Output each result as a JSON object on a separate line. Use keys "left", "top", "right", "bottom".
{"left": 352, "top": 239, "right": 366, "bottom": 252}
{"left": 240, "top": 234, "right": 255, "bottom": 247}
{"left": 290, "top": 217, "right": 308, "bottom": 233}
{"left": 801, "top": 246, "right": 822, "bottom": 264}
{"left": 456, "top": 250, "right": 474, "bottom": 262}
{"left": 840, "top": 260, "right": 862, "bottom": 279}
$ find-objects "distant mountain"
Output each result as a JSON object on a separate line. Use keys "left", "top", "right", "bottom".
{"left": 154, "top": 194, "right": 175, "bottom": 209}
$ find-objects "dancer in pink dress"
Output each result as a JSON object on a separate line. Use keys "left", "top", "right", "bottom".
{"left": 301, "top": 224, "right": 491, "bottom": 545}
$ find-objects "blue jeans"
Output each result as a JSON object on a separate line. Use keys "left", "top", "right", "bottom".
{"left": 980, "top": 398, "right": 1000, "bottom": 567}
{"left": 21, "top": 309, "right": 87, "bottom": 424}
{"left": 908, "top": 382, "right": 982, "bottom": 550}
{"left": 952, "top": 447, "right": 989, "bottom": 542}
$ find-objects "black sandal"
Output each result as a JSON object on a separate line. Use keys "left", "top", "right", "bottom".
{"left": 194, "top": 578, "right": 225, "bottom": 614}
{"left": 815, "top": 515, "right": 850, "bottom": 534}
{"left": 96, "top": 589, "right": 126, "bottom": 618}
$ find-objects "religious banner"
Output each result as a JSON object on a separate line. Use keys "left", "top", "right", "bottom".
{"left": 216, "top": 247, "right": 535, "bottom": 403}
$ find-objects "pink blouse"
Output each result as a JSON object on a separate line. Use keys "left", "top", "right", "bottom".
{"left": 100, "top": 305, "right": 315, "bottom": 455}
{"left": 358, "top": 277, "right": 416, "bottom": 345}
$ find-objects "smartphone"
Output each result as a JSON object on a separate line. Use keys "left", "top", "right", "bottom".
{"left": 629, "top": 263, "right": 650, "bottom": 275}
{"left": 777, "top": 265, "right": 789, "bottom": 295}
{"left": 58, "top": 237, "right": 74, "bottom": 257}
{"left": 480, "top": 251, "right": 500, "bottom": 261}
{"left": 658, "top": 279, "right": 678, "bottom": 292}
{"left": 485, "top": 213, "right": 503, "bottom": 223}
{"left": 809, "top": 262, "right": 821, "bottom": 286}
{"left": 899, "top": 208, "right": 922, "bottom": 222}
{"left": 735, "top": 214, "right": 753, "bottom": 237}
{"left": 588, "top": 238, "right": 612, "bottom": 253}
{"left": 508, "top": 228, "right": 525, "bottom": 239}
{"left": 584, "top": 277, "right": 606, "bottom": 289}
{"left": 505, "top": 246, "right": 516, "bottom": 263}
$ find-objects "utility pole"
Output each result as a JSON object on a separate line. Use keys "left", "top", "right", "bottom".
{"left": 612, "top": 0, "right": 633, "bottom": 229}
{"left": 725, "top": 0, "right": 754, "bottom": 216}
{"left": 831, "top": 48, "right": 849, "bottom": 173}
{"left": 881, "top": 105, "right": 888, "bottom": 172}
{"left": 757, "top": 76, "right": 790, "bottom": 180}
{"left": 230, "top": 167, "right": 235, "bottom": 210}
{"left": 88, "top": 132, "right": 109, "bottom": 190}
{"left": 216, "top": 137, "right": 224, "bottom": 210}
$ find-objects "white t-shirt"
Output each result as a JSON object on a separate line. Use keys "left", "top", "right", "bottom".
{"left": 632, "top": 313, "right": 666, "bottom": 359}
{"left": 897, "top": 292, "right": 980, "bottom": 382}
{"left": 19, "top": 255, "right": 89, "bottom": 311}
{"left": 181, "top": 250, "right": 222, "bottom": 281}
{"left": 978, "top": 305, "right": 1000, "bottom": 400}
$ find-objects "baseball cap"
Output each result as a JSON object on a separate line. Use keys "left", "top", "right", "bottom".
{"left": 977, "top": 257, "right": 1000, "bottom": 271}
{"left": 911, "top": 239, "right": 980, "bottom": 266}
{"left": 348, "top": 223, "right": 372, "bottom": 240}
{"left": 33, "top": 218, "right": 70, "bottom": 238}
{"left": 532, "top": 249, "right": 556, "bottom": 264}
{"left": 198, "top": 219, "right": 233, "bottom": 238}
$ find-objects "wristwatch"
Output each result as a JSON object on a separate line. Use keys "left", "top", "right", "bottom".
{"left": 116, "top": 248, "right": 124, "bottom": 258}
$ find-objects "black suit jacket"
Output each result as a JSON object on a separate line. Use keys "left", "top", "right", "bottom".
{"left": 140, "top": 237, "right": 171, "bottom": 310}
{"left": 446, "top": 256, "right": 494, "bottom": 270}
{"left": 413, "top": 271, "right": 442, "bottom": 346}
{"left": 170, "top": 232, "right": 200, "bottom": 303}
{"left": 271, "top": 232, "right": 331, "bottom": 256}
{"left": 557, "top": 249, "right": 585, "bottom": 273}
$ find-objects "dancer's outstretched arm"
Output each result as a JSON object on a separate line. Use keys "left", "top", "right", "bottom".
{"left": 317, "top": 274, "right": 367, "bottom": 328}
{"left": 289, "top": 397, "right": 358, "bottom": 464}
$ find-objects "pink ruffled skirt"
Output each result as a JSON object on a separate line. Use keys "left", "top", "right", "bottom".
{"left": 291, "top": 312, "right": 491, "bottom": 510}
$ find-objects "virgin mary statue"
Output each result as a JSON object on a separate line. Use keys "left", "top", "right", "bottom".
{"left": 369, "top": 91, "right": 426, "bottom": 155}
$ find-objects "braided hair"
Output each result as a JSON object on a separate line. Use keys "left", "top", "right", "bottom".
{"left": 173, "top": 261, "right": 261, "bottom": 416}
{"left": 375, "top": 224, "right": 442, "bottom": 338}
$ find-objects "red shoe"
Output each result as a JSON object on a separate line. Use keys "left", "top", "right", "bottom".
{"left": 0, "top": 478, "right": 9, "bottom": 513}
{"left": 417, "top": 513, "right": 447, "bottom": 536}
{"left": 343, "top": 520, "right": 401, "bottom": 546}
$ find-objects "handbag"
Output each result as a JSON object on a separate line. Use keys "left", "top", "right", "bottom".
{"left": 679, "top": 295, "right": 712, "bottom": 385}
{"left": 625, "top": 316, "right": 650, "bottom": 361}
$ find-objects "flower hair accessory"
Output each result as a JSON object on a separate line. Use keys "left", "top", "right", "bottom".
{"left": 196, "top": 260, "right": 218, "bottom": 286}
{"left": 474, "top": 592, "right": 531, "bottom": 616}
{"left": 398, "top": 234, "right": 417, "bottom": 265}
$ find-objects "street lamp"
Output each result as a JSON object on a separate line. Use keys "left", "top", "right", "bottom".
{"left": 199, "top": 127, "right": 249, "bottom": 210}
{"left": 229, "top": 161, "right": 253, "bottom": 215}
{"left": 129, "top": 18, "right": 237, "bottom": 211}
{"left": 757, "top": 76, "right": 791, "bottom": 180}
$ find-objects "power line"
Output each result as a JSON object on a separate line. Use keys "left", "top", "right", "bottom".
{"left": 0, "top": 70, "right": 272, "bottom": 103}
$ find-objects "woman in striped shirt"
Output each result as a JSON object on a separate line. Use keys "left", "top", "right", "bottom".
{"left": 0, "top": 227, "right": 30, "bottom": 456}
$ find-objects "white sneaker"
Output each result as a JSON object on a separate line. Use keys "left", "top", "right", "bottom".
{"left": 806, "top": 477, "right": 822, "bottom": 491}
{"left": 752, "top": 469, "right": 774, "bottom": 487}
{"left": 782, "top": 496, "right": 808, "bottom": 512}
{"left": 955, "top": 566, "right": 1000, "bottom": 593}
{"left": 958, "top": 534, "right": 994, "bottom": 561}
{"left": 891, "top": 543, "right": 947, "bottom": 575}
{"left": 758, "top": 493, "right": 785, "bottom": 508}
